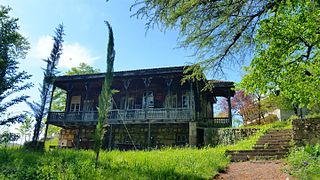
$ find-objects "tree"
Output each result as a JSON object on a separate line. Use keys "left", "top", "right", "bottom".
{"left": 240, "top": 2, "right": 320, "bottom": 109}
{"left": 66, "top": 62, "right": 100, "bottom": 75}
{"left": 95, "top": 21, "right": 115, "bottom": 168}
{"left": 218, "top": 90, "right": 260, "bottom": 125}
{"left": 16, "top": 116, "right": 34, "bottom": 142}
{"left": 0, "top": 131, "right": 19, "bottom": 147}
{"left": 131, "top": 0, "right": 288, "bottom": 76}
{"left": 28, "top": 24, "right": 64, "bottom": 143}
{"left": 51, "top": 63, "right": 100, "bottom": 111}
{"left": 0, "top": 6, "right": 31, "bottom": 126}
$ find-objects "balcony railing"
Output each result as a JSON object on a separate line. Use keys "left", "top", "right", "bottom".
{"left": 47, "top": 109, "right": 231, "bottom": 127}
{"left": 47, "top": 108, "right": 193, "bottom": 124}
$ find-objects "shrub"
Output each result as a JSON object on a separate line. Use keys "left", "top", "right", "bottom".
{"left": 23, "top": 141, "right": 45, "bottom": 151}
{"left": 286, "top": 144, "right": 320, "bottom": 179}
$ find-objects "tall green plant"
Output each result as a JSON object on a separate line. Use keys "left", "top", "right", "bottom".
{"left": 94, "top": 21, "right": 115, "bottom": 167}
{"left": 28, "top": 24, "right": 64, "bottom": 143}
{"left": 0, "top": 6, "right": 31, "bottom": 126}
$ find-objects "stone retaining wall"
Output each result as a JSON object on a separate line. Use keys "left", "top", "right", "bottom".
{"left": 292, "top": 118, "right": 320, "bottom": 146}
{"left": 204, "top": 128, "right": 260, "bottom": 146}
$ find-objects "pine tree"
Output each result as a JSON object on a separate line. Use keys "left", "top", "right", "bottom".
{"left": 0, "top": 6, "right": 31, "bottom": 126}
{"left": 28, "top": 24, "right": 64, "bottom": 143}
{"left": 94, "top": 21, "right": 115, "bottom": 168}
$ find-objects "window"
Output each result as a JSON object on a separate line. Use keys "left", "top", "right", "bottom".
{"left": 70, "top": 96, "right": 81, "bottom": 112}
{"left": 142, "top": 91, "right": 154, "bottom": 108}
{"left": 182, "top": 93, "right": 189, "bottom": 108}
{"left": 127, "top": 97, "right": 135, "bottom": 109}
{"left": 165, "top": 94, "right": 177, "bottom": 108}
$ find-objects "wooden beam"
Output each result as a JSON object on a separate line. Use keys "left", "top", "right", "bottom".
{"left": 227, "top": 90, "right": 232, "bottom": 127}
{"left": 108, "top": 124, "right": 113, "bottom": 150}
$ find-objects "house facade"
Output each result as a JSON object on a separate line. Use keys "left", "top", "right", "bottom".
{"left": 46, "top": 66, "right": 235, "bottom": 149}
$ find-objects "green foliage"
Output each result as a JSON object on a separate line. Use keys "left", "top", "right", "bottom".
{"left": 66, "top": 62, "right": 100, "bottom": 75}
{"left": 94, "top": 21, "right": 115, "bottom": 167}
{"left": 131, "top": 0, "right": 284, "bottom": 76}
{"left": 44, "top": 136, "right": 59, "bottom": 151}
{"left": 305, "top": 113, "right": 320, "bottom": 119}
{"left": 0, "top": 121, "right": 291, "bottom": 179}
{"left": 241, "top": 2, "right": 320, "bottom": 108}
{"left": 16, "top": 116, "right": 34, "bottom": 142}
{"left": 286, "top": 144, "right": 320, "bottom": 179}
{"left": 28, "top": 24, "right": 64, "bottom": 143}
{"left": 23, "top": 141, "right": 44, "bottom": 152}
{"left": 0, "top": 131, "right": 19, "bottom": 146}
{"left": 0, "top": 5, "right": 31, "bottom": 126}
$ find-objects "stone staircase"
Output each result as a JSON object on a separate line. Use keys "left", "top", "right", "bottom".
{"left": 226, "top": 129, "right": 293, "bottom": 162}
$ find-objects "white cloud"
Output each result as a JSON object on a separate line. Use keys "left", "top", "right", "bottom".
{"left": 33, "top": 36, "right": 99, "bottom": 68}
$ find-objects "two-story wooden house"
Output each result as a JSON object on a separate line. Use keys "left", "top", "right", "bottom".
{"left": 46, "top": 66, "right": 234, "bottom": 149}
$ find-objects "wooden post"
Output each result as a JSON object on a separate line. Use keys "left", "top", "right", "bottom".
{"left": 227, "top": 90, "right": 232, "bottom": 127}
{"left": 123, "top": 79, "right": 130, "bottom": 120}
{"left": 43, "top": 123, "right": 49, "bottom": 143}
{"left": 44, "top": 85, "right": 56, "bottom": 143}
{"left": 148, "top": 120, "right": 151, "bottom": 150}
{"left": 76, "top": 127, "right": 81, "bottom": 149}
{"left": 108, "top": 124, "right": 113, "bottom": 150}
{"left": 143, "top": 78, "right": 151, "bottom": 150}
{"left": 165, "top": 78, "right": 172, "bottom": 119}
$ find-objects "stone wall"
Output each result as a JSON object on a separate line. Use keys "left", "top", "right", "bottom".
{"left": 204, "top": 128, "right": 260, "bottom": 146}
{"left": 109, "top": 123, "right": 189, "bottom": 149}
{"left": 292, "top": 118, "right": 320, "bottom": 146}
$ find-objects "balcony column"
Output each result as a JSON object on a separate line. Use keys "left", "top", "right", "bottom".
{"left": 165, "top": 78, "right": 172, "bottom": 119}
{"left": 44, "top": 85, "right": 56, "bottom": 143}
{"left": 189, "top": 80, "right": 194, "bottom": 119}
{"left": 123, "top": 79, "right": 131, "bottom": 120}
{"left": 143, "top": 77, "right": 152, "bottom": 149}
{"left": 65, "top": 84, "right": 73, "bottom": 112}
{"left": 227, "top": 89, "right": 232, "bottom": 127}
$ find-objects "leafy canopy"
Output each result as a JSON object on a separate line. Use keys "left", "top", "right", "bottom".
{"left": 0, "top": 6, "right": 31, "bottom": 126}
{"left": 131, "top": 0, "right": 283, "bottom": 76}
{"left": 240, "top": 2, "right": 320, "bottom": 108}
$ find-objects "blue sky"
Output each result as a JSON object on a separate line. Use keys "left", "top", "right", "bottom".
{"left": 0, "top": 0, "right": 247, "bottom": 129}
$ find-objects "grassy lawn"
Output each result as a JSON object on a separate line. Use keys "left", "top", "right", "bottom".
{"left": 0, "top": 121, "right": 291, "bottom": 179}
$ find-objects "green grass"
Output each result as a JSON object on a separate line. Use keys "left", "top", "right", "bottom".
{"left": 0, "top": 121, "right": 291, "bottom": 179}
{"left": 286, "top": 144, "right": 320, "bottom": 179}
{"left": 44, "top": 136, "right": 59, "bottom": 151}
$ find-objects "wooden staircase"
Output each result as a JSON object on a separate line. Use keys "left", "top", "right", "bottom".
{"left": 226, "top": 129, "right": 293, "bottom": 162}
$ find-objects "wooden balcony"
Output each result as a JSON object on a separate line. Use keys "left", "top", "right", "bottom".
{"left": 47, "top": 108, "right": 194, "bottom": 126}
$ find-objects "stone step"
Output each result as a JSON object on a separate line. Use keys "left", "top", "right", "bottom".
{"left": 260, "top": 134, "right": 292, "bottom": 138}
{"left": 225, "top": 129, "right": 293, "bottom": 162}
{"left": 226, "top": 149, "right": 289, "bottom": 154}
{"left": 267, "top": 129, "right": 292, "bottom": 133}
{"left": 253, "top": 144, "right": 292, "bottom": 150}
{"left": 256, "top": 139, "right": 291, "bottom": 144}
{"left": 229, "top": 154, "right": 287, "bottom": 162}
{"left": 257, "top": 137, "right": 292, "bottom": 142}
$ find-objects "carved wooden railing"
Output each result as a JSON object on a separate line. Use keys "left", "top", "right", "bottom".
{"left": 210, "top": 117, "right": 231, "bottom": 127}
{"left": 47, "top": 108, "right": 193, "bottom": 124}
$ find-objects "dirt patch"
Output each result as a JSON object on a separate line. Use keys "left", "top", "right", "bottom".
{"left": 214, "top": 160, "right": 295, "bottom": 180}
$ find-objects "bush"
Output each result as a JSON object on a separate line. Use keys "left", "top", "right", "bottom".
{"left": 23, "top": 141, "right": 45, "bottom": 151}
{"left": 286, "top": 144, "right": 320, "bottom": 179}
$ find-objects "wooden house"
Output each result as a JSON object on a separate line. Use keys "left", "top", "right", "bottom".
{"left": 46, "top": 66, "right": 235, "bottom": 149}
